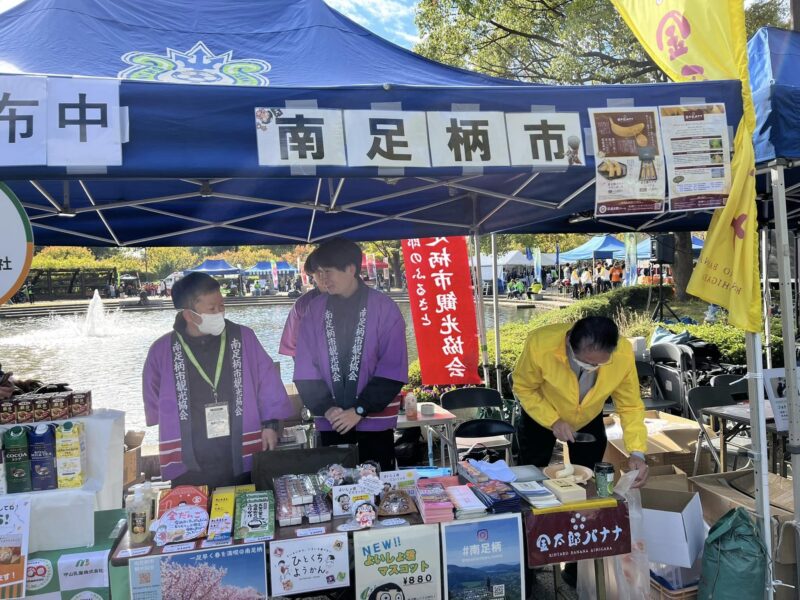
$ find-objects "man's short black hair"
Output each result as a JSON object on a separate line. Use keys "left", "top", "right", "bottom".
{"left": 315, "top": 237, "right": 362, "bottom": 272}
{"left": 569, "top": 316, "right": 619, "bottom": 354}
{"left": 171, "top": 272, "right": 221, "bottom": 310}
{"left": 303, "top": 250, "right": 319, "bottom": 275}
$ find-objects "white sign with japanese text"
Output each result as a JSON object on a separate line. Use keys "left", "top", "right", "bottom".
{"left": 426, "top": 111, "right": 510, "bottom": 167}
{"left": 343, "top": 109, "right": 431, "bottom": 168}
{"left": 505, "top": 112, "right": 585, "bottom": 167}
{"left": 256, "top": 107, "right": 346, "bottom": 166}
{"left": 270, "top": 533, "right": 350, "bottom": 595}
{"left": 0, "top": 185, "right": 33, "bottom": 306}
{"left": 0, "top": 75, "right": 47, "bottom": 166}
{"left": 46, "top": 78, "right": 122, "bottom": 166}
{"left": 0, "top": 496, "right": 31, "bottom": 597}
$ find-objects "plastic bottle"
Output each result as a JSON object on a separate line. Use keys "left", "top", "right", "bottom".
{"left": 405, "top": 392, "right": 418, "bottom": 419}
{"left": 127, "top": 488, "right": 151, "bottom": 544}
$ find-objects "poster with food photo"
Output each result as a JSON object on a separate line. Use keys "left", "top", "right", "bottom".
{"left": 589, "top": 107, "right": 666, "bottom": 216}
{"left": 659, "top": 104, "right": 732, "bottom": 212}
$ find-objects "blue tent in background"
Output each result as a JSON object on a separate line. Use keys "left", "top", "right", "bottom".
{"left": 0, "top": 0, "right": 744, "bottom": 246}
{"left": 559, "top": 235, "right": 625, "bottom": 262}
{"left": 244, "top": 261, "right": 297, "bottom": 275}
{"left": 186, "top": 259, "right": 240, "bottom": 275}
{"left": 611, "top": 236, "right": 705, "bottom": 260}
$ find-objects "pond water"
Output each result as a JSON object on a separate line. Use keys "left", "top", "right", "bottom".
{"left": 0, "top": 301, "right": 543, "bottom": 442}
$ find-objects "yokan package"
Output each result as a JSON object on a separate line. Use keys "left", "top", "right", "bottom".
{"left": 234, "top": 490, "right": 275, "bottom": 541}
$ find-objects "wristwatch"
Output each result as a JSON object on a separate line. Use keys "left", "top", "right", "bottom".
{"left": 354, "top": 405, "right": 367, "bottom": 417}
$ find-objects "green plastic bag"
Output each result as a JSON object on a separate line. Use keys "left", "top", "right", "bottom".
{"left": 698, "top": 507, "right": 768, "bottom": 599}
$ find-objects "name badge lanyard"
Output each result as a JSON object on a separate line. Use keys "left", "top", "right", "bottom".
{"left": 176, "top": 330, "right": 227, "bottom": 401}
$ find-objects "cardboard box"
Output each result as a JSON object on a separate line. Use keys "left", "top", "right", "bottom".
{"left": 640, "top": 487, "right": 705, "bottom": 568}
{"left": 603, "top": 411, "right": 712, "bottom": 477}
{"left": 124, "top": 430, "right": 145, "bottom": 488}
{"left": 689, "top": 470, "right": 796, "bottom": 600}
{"left": 643, "top": 465, "right": 689, "bottom": 492}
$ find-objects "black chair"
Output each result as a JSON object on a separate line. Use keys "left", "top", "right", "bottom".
{"left": 651, "top": 342, "right": 697, "bottom": 417}
{"left": 440, "top": 387, "right": 515, "bottom": 465}
{"left": 687, "top": 385, "right": 751, "bottom": 475}
{"left": 711, "top": 374, "right": 749, "bottom": 401}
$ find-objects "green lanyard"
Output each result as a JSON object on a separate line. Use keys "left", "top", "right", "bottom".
{"left": 176, "top": 330, "right": 227, "bottom": 401}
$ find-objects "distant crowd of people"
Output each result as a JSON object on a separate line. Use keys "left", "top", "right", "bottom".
{"left": 503, "top": 261, "right": 627, "bottom": 301}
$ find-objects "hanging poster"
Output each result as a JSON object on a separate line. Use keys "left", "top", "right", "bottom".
{"left": 269, "top": 533, "right": 349, "bottom": 595}
{"left": 271, "top": 262, "right": 279, "bottom": 289}
{"left": 762, "top": 368, "right": 791, "bottom": 432}
{"left": 366, "top": 253, "right": 378, "bottom": 281}
{"left": 354, "top": 524, "right": 442, "bottom": 600}
{"left": 0, "top": 185, "right": 34, "bottom": 305}
{"left": 401, "top": 237, "right": 482, "bottom": 385}
{"left": 441, "top": 514, "right": 524, "bottom": 600}
{"left": 0, "top": 497, "right": 31, "bottom": 599}
{"left": 589, "top": 107, "right": 665, "bottom": 216}
{"left": 659, "top": 103, "right": 732, "bottom": 212}
{"left": 129, "top": 543, "right": 268, "bottom": 600}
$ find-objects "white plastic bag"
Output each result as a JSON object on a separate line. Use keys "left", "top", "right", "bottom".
{"left": 576, "top": 471, "right": 650, "bottom": 599}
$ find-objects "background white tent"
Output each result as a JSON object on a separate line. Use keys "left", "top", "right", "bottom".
{"left": 470, "top": 251, "right": 556, "bottom": 281}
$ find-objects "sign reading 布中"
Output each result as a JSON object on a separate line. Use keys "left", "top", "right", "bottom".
{"left": 0, "top": 184, "right": 34, "bottom": 306}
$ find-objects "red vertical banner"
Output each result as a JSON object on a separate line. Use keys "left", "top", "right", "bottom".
{"left": 402, "top": 236, "right": 482, "bottom": 385}
{"left": 366, "top": 253, "right": 377, "bottom": 281}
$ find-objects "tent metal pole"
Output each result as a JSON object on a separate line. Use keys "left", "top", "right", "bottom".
{"left": 491, "top": 233, "right": 502, "bottom": 394}
{"left": 761, "top": 227, "right": 773, "bottom": 368}
{"left": 745, "top": 332, "right": 774, "bottom": 599}
{"left": 472, "top": 232, "right": 491, "bottom": 385}
{"left": 770, "top": 163, "right": 800, "bottom": 590}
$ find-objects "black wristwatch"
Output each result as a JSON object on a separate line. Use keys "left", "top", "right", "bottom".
{"left": 354, "top": 405, "right": 367, "bottom": 417}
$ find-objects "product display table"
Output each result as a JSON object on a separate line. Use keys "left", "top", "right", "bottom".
{"left": 397, "top": 405, "right": 458, "bottom": 469}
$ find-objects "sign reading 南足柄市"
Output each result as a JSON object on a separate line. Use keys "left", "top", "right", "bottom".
{"left": 0, "top": 184, "right": 34, "bottom": 305}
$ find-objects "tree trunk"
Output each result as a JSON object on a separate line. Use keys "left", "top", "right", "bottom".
{"left": 672, "top": 231, "right": 694, "bottom": 302}
{"left": 390, "top": 250, "right": 402, "bottom": 289}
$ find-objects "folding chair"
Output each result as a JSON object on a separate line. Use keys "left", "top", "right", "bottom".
{"left": 687, "top": 385, "right": 751, "bottom": 475}
{"left": 440, "top": 387, "right": 515, "bottom": 465}
{"left": 651, "top": 342, "right": 697, "bottom": 417}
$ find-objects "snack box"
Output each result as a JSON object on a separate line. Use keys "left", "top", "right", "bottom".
{"left": 543, "top": 478, "right": 587, "bottom": 503}
{"left": 158, "top": 485, "right": 210, "bottom": 517}
{"left": 70, "top": 390, "right": 92, "bottom": 418}
{"left": 0, "top": 397, "right": 16, "bottom": 425}
{"left": 15, "top": 395, "right": 34, "bottom": 423}
{"left": 50, "top": 392, "right": 72, "bottom": 420}
{"left": 33, "top": 395, "right": 51, "bottom": 422}
{"left": 207, "top": 487, "right": 235, "bottom": 541}
{"left": 234, "top": 491, "right": 275, "bottom": 541}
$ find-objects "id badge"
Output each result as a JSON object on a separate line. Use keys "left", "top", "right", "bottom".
{"left": 205, "top": 403, "right": 230, "bottom": 439}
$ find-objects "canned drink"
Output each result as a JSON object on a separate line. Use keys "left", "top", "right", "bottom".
{"left": 594, "top": 462, "right": 615, "bottom": 498}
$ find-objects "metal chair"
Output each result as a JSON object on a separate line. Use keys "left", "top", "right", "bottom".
{"left": 651, "top": 342, "right": 697, "bottom": 417}
{"left": 710, "top": 374, "right": 749, "bottom": 401}
{"left": 687, "top": 386, "right": 751, "bottom": 475}
{"left": 440, "top": 387, "right": 515, "bottom": 465}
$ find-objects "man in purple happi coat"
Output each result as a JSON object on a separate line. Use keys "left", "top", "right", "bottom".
{"left": 294, "top": 238, "right": 408, "bottom": 470}
{"left": 279, "top": 250, "right": 327, "bottom": 357}
{"left": 143, "top": 272, "right": 293, "bottom": 488}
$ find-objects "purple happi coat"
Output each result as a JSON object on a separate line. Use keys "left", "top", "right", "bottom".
{"left": 293, "top": 288, "right": 408, "bottom": 431}
{"left": 279, "top": 288, "right": 322, "bottom": 357}
{"left": 143, "top": 323, "right": 294, "bottom": 481}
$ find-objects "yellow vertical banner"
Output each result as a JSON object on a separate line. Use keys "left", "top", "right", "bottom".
{"left": 611, "top": 0, "right": 761, "bottom": 331}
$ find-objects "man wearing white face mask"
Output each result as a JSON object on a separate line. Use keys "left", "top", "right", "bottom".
{"left": 142, "top": 272, "right": 293, "bottom": 489}
{"left": 512, "top": 316, "right": 648, "bottom": 484}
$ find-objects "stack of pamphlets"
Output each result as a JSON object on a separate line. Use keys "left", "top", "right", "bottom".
{"left": 445, "top": 485, "right": 487, "bottom": 520}
{"left": 470, "top": 480, "right": 521, "bottom": 514}
{"left": 415, "top": 480, "right": 455, "bottom": 523}
{"left": 457, "top": 461, "right": 489, "bottom": 484}
{"left": 510, "top": 480, "right": 561, "bottom": 508}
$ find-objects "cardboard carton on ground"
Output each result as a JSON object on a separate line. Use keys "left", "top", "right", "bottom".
{"left": 640, "top": 487, "right": 705, "bottom": 568}
{"left": 124, "top": 430, "right": 145, "bottom": 488}
{"left": 603, "top": 410, "right": 713, "bottom": 477}
{"left": 689, "top": 469, "right": 796, "bottom": 600}
{"left": 641, "top": 465, "right": 689, "bottom": 492}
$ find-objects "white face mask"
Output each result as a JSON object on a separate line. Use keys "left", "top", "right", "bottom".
{"left": 574, "top": 358, "right": 601, "bottom": 372}
{"left": 191, "top": 310, "right": 226, "bottom": 336}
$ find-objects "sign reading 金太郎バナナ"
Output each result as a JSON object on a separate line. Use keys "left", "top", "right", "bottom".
{"left": 0, "top": 184, "right": 34, "bottom": 305}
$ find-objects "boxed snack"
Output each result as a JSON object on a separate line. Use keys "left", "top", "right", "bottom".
{"left": 543, "top": 478, "right": 587, "bottom": 503}
{"left": 234, "top": 491, "right": 275, "bottom": 541}
{"left": 15, "top": 395, "right": 34, "bottom": 423}
{"left": 55, "top": 421, "right": 86, "bottom": 489}
{"left": 0, "top": 397, "right": 16, "bottom": 425}
{"left": 33, "top": 395, "right": 51, "bottom": 422}
{"left": 158, "top": 485, "right": 210, "bottom": 517}
{"left": 70, "top": 390, "right": 92, "bottom": 418}
{"left": 50, "top": 392, "right": 72, "bottom": 420}
{"left": 207, "top": 487, "right": 236, "bottom": 541}
{"left": 235, "top": 484, "right": 256, "bottom": 495}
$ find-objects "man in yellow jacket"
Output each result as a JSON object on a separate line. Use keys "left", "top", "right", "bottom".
{"left": 513, "top": 316, "right": 648, "bottom": 486}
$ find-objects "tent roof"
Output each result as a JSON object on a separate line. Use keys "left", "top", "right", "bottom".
{"left": 186, "top": 258, "right": 240, "bottom": 274}
{"left": 0, "top": 0, "right": 511, "bottom": 88}
{"left": 245, "top": 260, "right": 297, "bottom": 274}
{"left": 559, "top": 235, "right": 624, "bottom": 261}
{"left": 0, "top": 0, "right": 746, "bottom": 245}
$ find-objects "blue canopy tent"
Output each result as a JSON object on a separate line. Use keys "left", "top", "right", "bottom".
{"left": 0, "top": 0, "right": 745, "bottom": 247}
{"left": 186, "top": 259, "right": 240, "bottom": 275}
{"left": 244, "top": 261, "right": 297, "bottom": 275}
{"left": 610, "top": 235, "right": 704, "bottom": 261}
{"left": 558, "top": 235, "right": 624, "bottom": 262}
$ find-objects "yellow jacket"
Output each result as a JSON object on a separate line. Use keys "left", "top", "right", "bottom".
{"left": 512, "top": 322, "right": 647, "bottom": 453}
